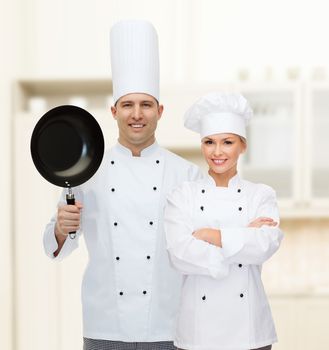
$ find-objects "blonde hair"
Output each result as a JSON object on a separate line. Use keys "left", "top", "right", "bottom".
{"left": 239, "top": 136, "right": 247, "bottom": 145}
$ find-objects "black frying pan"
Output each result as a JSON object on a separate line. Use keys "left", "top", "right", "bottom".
{"left": 30, "top": 105, "right": 105, "bottom": 238}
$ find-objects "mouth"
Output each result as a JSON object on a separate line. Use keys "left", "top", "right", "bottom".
{"left": 129, "top": 123, "right": 145, "bottom": 129}
{"left": 212, "top": 159, "right": 227, "bottom": 166}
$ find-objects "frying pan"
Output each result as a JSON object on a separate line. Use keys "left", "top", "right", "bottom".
{"left": 30, "top": 105, "right": 105, "bottom": 238}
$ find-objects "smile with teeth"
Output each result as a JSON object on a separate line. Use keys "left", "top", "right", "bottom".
{"left": 130, "top": 124, "right": 145, "bottom": 128}
{"left": 212, "top": 159, "right": 227, "bottom": 165}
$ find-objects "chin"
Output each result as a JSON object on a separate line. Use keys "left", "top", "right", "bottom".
{"left": 130, "top": 139, "right": 145, "bottom": 145}
{"left": 211, "top": 168, "right": 227, "bottom": 174}
{"left": 127, "top": 134, "right": 145, "bottom": 142}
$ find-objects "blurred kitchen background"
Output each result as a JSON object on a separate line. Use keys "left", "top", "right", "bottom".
{"left": 1, "top": 0, "right": 329, "bottom": 349}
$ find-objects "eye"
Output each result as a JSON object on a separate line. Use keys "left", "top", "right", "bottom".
{"left": 203, "top": 140, "right": 213, "bottom": 145}
{"left": 224, "top": 140, "right": 233, "bottom": 145}
{"left": 142, "top": 102, "right": 152, "bottom": 108}
{"left": 122, "top": 102, "right": 132, "bottom": 108}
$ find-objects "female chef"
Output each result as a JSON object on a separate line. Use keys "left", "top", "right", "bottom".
{"left": 164, "top": 92, "right": 283, "bottom": 350}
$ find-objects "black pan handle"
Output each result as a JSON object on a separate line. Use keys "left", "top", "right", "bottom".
{"left": 66, "top": 193, "right": 76, "bottom": 239}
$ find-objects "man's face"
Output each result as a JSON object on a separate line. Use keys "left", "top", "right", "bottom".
{"left": 111, "top": 93, "right": 163, "bottom": 150}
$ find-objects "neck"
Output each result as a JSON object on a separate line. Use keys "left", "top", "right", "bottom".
{"left": 118, "top": 137, "right": 156, "bottom": 157}
{"left": 209, "top": 168, "right": 237, "bottom": 187}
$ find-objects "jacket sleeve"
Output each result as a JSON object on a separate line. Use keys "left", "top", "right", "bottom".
{"left": 220, "top": 186, "right": 283, "bottom": 265}
{"left": 43, "top": 189, "right": 82, "bottom": 261}
{"left": 188, "top": 163, "right": 204, "bottom": 182}
{"left": 164, "top": 183, "right": 229, "bottom": 279}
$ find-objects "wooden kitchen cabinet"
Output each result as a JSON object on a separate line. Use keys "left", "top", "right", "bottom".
{"left": 304, "top": 82, "right": 329, "bottom": 203}
{"left": 236, "top": 82, "right": 301, "bottom": 201}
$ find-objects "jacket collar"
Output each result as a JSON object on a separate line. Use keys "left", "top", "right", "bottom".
{"left": 205, "top": 172, "right": 242, "bottom": 189}
{"left": 114, "top": 141, "right": 160, "bottom": 157}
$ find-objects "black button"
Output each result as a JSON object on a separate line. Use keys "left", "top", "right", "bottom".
{"left": 238, "top": 207, "right": 242, "bottom": 211}
{"left": 240, "top": 293, "right": 244, "bottom": 298}
{"left": 114, "top": 222, "right": 118, "bottom": 226}
{"left": 147, "top": 255, "right": 151, "bottom": 259}
{"left": 200, "top": 206, "right": 204, "bottom": 211}
{"left": 111, "top": 188, "right": 115, "bottom": 192}
{"left": 237, "top": 189, "right": 241, "bottom": 193}
{"left": 116, "top": 257, "right": 120, "bottom": 261}
{"left": 238, "top": 264, "right": 242, "bottom": 268}
{"left": 201, "top": 189, "right": 205, "bottom": 193}
{"left": 149, "top": 221, "right": 153, "bottom": 225}
{"left": 156, "top": 160, "right": 160, "bottom": 164}
{"left": 143, "top": 290, "right": 147, "bottom": 295}
{"left": 111, "top": 161, "right": 115, "bottom": 165}
{"left": 153, "top": 186, "right": 157, "bottom": 191}
{"left": 119, "top": 291, "right": 123, "bottom": 296}
{"left": 202, "top": 295, "right": 206, "bottom": 300}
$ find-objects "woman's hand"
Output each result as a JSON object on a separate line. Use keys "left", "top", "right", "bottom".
{"left": 193, "top": 228, "right": 222, "bottom": 247}
{"left": 248, "top": 217, "right": 278, "bottom": 228}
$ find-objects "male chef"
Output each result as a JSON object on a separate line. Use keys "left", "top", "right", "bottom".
{"left": 43, "top": 20, "right": 202, "bottom": 350}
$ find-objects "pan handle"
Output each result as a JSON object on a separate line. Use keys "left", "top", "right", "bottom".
{"left": 66, "top": 193, "right": 77, "bottom": 239}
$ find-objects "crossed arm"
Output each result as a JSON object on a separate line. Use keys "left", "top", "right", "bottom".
{"left": 192, "top": 217, "right": 278, "bottom": 247}
{"left": 164, "top": 184, "right": 283, "bottom": 278}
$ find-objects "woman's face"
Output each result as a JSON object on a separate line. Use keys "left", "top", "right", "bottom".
{"left": 201, "top": 133, "right": 246, "bottom": 177}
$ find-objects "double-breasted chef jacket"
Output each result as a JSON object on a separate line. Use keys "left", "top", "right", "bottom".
{"left": 164, "top": 174, "right": 283, "bottom": 350}
{"left": 43, "top": 142, "right": 202, "bottom": 342}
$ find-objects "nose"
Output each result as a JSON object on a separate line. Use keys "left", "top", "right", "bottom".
{"left": 132, "top": 106, "right": 142, "bottom": 120}
{"left": 213, "top": 143, "right": 223, "bottom": 157}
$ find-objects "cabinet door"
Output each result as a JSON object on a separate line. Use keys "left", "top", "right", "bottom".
{"left": 238, "top": 85, "right": 301, "bottom": 200}
{"left": 307, "top": 84, "right": 329, "bottom": 200}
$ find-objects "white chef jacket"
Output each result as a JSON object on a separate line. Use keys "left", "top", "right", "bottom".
{"left": 164, "top": 174, "right": 283, "bottom": 350}
{"left": 43, "top": 142, "right": 202, "bottom": 342}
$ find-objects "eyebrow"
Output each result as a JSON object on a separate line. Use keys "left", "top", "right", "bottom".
{"left": 203, "top": 137, "right": 213, "bottom": 141}
{"left": 119, "top": 100, "right": 154, "bottom": 105}
{"left": 222, "top": 137, "right": 234, "bottom": 140}
{"left": 203, "top": 136, "right": 234, "bottom": 141}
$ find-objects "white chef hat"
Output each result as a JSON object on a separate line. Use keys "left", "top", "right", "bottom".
{"left": 110, "top": 19, "right": 160, "bottom": 104}
{"left": 184, "top": 92, "right": 253, "bottom": 139}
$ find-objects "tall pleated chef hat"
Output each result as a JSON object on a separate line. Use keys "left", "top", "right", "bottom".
{"left": 110, "top": 19, "right": 160, "bottom": 104}
{"left": 184, "top": 92, "right": 253, "bottom": 139}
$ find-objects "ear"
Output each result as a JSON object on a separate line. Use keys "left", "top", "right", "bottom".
{"left": 157, "top": 104, "right": 164, "bottom": 120}
{"left": 111, "top": 106, "right": 117, "bottom": 120}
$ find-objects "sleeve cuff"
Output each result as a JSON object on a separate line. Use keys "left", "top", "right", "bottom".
{"left": 43, "top": 223, "right": 80, "bottom": 261}
{"left": 220, "top": 228, "right": 244, "bottom": 258}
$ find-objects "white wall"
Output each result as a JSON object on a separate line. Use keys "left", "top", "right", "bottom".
{"left": 18, "top": 0, "right": 329, "bottom": 82}
{"left": 19, "top": 0, "right": 191, "bottom": 82}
